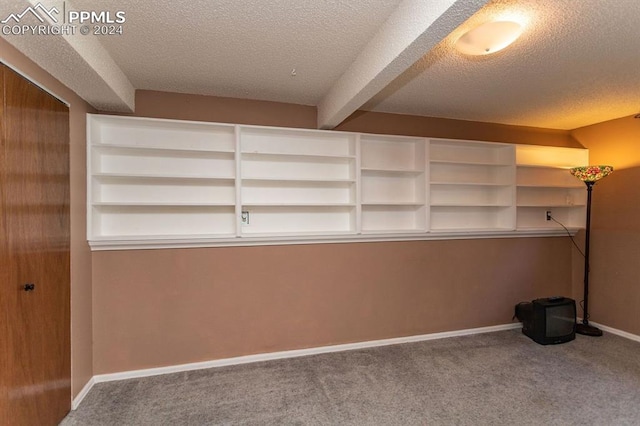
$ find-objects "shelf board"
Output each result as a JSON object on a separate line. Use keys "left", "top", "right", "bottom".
{"left": 360, "top": 229, "right": 426, "bottom": 234}
{"left": 430, "top": 181, "right": 511, "bottom": 187}
{"left": 361, "top": 202, "right": 424, "bottom": 207}
{"left": 241, "top": 203, "right": 356, "bottom": 207}
{"left": 93, "top": 202, "right": 235, "bottom": 207}
{"left": 516, "top": 204, "right": 585, "bottom": 208}
{"left": 91, "top": 232, "right": 238, "bottom": 241}
{"left": 360, "top": 167, "right": 424, "bottom": 175}
{"left": 241, "top": 151, "right": 355, "bottom": 160}
{"left": 516, "top": 226, "right": 581, "bottom": 232}
{"left": 242, "top": 177, "right": 355, "bottom": 184}
{"left": 430, "top": 159, "right": 512, "bottom": 167}
{"left": 93, "top": 172, "right": 235, "bottom": 181}
{"left": 516, "top": 164, "right": 577, "bottom": 170}
{"left": 430, "top": 227, "right": 515, "bottom": 233}
{"left": 240, "top": 230, "right": 356, "bottom": 238}
{"left": 92, "top": 143, "right": 235, "bottom": 156}
{"left": 431, "top": 203, "right": 512, "bottom": 207}
{"left": 516, "top": 183, "right": 584, "bottom": 189}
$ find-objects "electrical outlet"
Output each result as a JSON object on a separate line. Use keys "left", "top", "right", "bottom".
{"left": 241, "top": 211, "right": 250, "bottom": 225}
{"left": 546, "top": 210, "right": 552, "bottom": 221}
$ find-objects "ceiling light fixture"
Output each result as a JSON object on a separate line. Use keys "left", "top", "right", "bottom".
{"left": 455, "top": 21, "right": 523, "bottom": 56}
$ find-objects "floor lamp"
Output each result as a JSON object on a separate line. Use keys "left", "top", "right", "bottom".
{"left": 569, "top": 165, "right": 613, "bottom": 336}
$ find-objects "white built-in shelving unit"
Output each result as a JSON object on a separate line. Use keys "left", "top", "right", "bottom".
{"left": 87, "top": 114, "right": 588, "bottom": 250}
{"left": 88, "top": 116, "right": 237, "bottom": 240}
{"left": 360, "top": 135, "right": 427, "bottom": 234}
{"left": 429, "top": 140, "right": 515, "bottom": 232}
{"left": 515, "top": 145, "right": 588, "bottom": 230}
{"left": 239, "top": 126, "right": 357, "bottom": 236}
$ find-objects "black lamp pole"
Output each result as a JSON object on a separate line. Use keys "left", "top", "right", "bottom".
{"left": 576, "top": 180, "right": 603, "bottom": 336}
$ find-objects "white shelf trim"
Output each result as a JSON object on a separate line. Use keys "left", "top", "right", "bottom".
{"left": 93, "top": 143, "right": 235, "bottom": 155}
{"left": 89, "top": 228, "right": 580, "bottom": 250}
{"left": 93, "top": 172, "right": 235, "bottom": 181}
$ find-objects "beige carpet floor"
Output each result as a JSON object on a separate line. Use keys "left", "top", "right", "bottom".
{"left": 61, "top": 329, "right": 640, "bottom": 425}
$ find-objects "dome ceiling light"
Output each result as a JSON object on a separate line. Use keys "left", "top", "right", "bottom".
{"left": 455, "top": 21, "right": 523, "bottom": 56}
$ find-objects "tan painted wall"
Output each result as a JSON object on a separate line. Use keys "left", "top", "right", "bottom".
{"left": 336, "top": 110, "right": 582, "bottom": 148}
{"left": 0, "top": 39, "right": 94, "bottom": 398}
{"left": 93, "top": 238, "right": 572, "bottom": 373}
{"left": 90, "top": 90, "right": 581, "bottom": 374}
{"left": 571, "top": 115, "right": 640, "bottom": 335}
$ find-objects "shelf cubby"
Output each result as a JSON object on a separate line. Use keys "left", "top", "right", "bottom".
{"left": 240, "top": 126, "right": 356, "bottom": 157}
{"left": 93, "top": 175, "right": 235, "bottom": 205}
{"left": 241, "top": 153, "right": 354, "bottom": 181}
{"left": 240, "top": 205, "right": 356, "bottom": 236}
{"left": 430, "top": 206, "right": 514, "bottom": 232}
{"left": 428, "top": 139, "right": 515, "bottom": 231}
{"left": 92, "top": 205, "right": 236, "bottom": 238}
{"left": 360, "top": 135, "right": 427, "bottom": 233}
{"left": 515, "top": 145, "right": 588, "bottom": 230}
{"left": 242, "top": 179, "right": 355, "bottom": 205}
{"left": 90, "top": 115, "right": 235, "bottom": 152}
{"left": 361, "top": 205, "right": 426, "bottom": 233}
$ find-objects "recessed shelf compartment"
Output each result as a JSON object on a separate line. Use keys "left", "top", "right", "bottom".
{"left": 516, "top": 206, "right": 585, "bottom": 230}
{"left": 241, "top": 153, "right": 355, "bottom": 181}
{"left": 517, "top": 166, "right": 584, "bottom": 188}
{"left": 430, "top": 163, "right": 513, "bottom": 185}
{"left": 90, "top": 114, "right": 235, "bottom": 152}
{"left": 428, "top": 139, "right": 515, "bottom": 231}
{"left": 515, "top": 145, "right": 588, "bottom": 230}
{"left": 516, "top": 145, "right": 588, "bottom": 168}
{"left": 430, "top": 206, "right": 514, "bottom": 231}
{"left": 361, "top": 171, "right": 425, "bottom": 204}
{"left": 431, "top": 183, "right": 512, "bottom": 206}
{"left": 94, "top": 175, "right": 235, "bottom": 204}
{"left": 361, "top": 135, "right": 425, "bottom": 171}
{"left": 242, "top": 179, "right": 355, "bottom": 205}
{"left": 240, "top": 126, "right": 356, "bottom": 157}
{"left": 430, "top": 139, "right": 513, "bottom": 165}
{"left": 92, "top": 147, "right": 235, "bottom": 177}
{"left": 360, "top": 135, "right": 427, "bottom": 232}
{"left": 516, "top": 186, "right": 586, "bottom": 207}
{"left": 92, "top": 205, "right": 236, "bottom": 237}
{"left": 361, "top": 205, "right": 426, "bottom": 233}
{"left": 240, "top": 205, "right": 356, "bottom": 235}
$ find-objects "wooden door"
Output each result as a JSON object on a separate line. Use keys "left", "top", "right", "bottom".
{"left": 0, "top": 64, "right": 71, "bottom": 425}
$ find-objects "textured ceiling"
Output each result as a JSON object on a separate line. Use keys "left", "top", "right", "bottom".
{"left": 3, "top": 0, "right": 639, "bottom": 130}
{"left": 84, "top": 0, "right": 404, "bottom": 105}
{"left": 364, "top": 0, "right": 640, "bottom": 129}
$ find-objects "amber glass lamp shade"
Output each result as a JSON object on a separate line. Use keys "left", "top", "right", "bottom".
{"left": 570, "top": 165, "right": 613, "bottom": 183}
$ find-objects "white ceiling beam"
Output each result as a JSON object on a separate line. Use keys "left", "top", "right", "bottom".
{"left": 317, "top": 0, "right": 488, "bottom": 129}
{"left": 1, "top": 0, "right": 135, "bottom": 112}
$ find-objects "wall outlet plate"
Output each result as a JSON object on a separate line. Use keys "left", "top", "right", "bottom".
{"left": 241, "top": 211, "right": 250, "bottom": 225}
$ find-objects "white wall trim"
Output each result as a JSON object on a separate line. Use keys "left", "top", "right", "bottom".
{"left": 71, "top": 376, "right": 95, "bottom": 410}
{"left": 91, "top": 323, "right": 521, "bottom": 385}
{"left": 71, "top": 321, "right": 640, "bottom": 410}
{"left": 89, "top": 229, "right": 579, "bottom": 251}
{"left": 589, "top": 321, "right": 640, "bottom": 343}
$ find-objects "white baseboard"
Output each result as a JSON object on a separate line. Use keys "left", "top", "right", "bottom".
{"left": 588, "top": 321, "right": 640, "bottom": 343}
{"left": 71, "top": 376, "right": 95, "bottom": 410}
{"left": 91, "top": 323, "right": 522, "bottom": 386}
{"left": 73, "top": 323, "right": 519, "bottom": 409}
{"left": 72, "top": 320, "right": 640, "bottom": 410}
